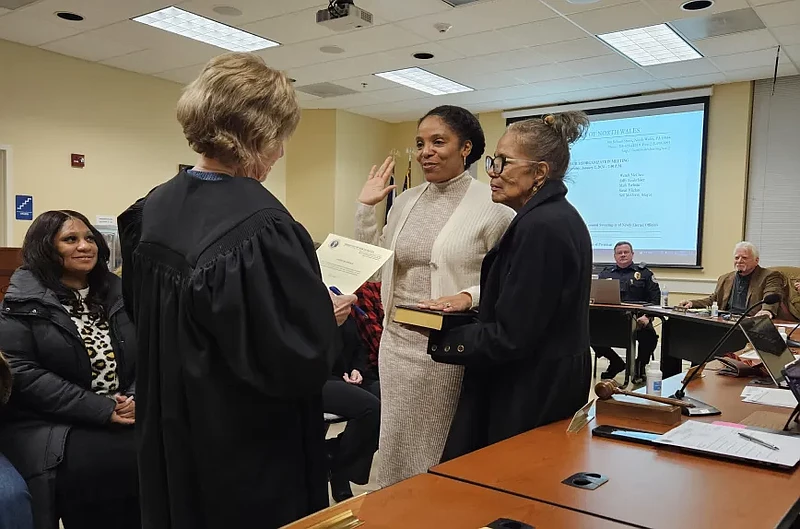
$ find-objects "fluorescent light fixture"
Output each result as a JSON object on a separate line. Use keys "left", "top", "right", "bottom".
{"left": 132, "top": 6, "right": 279, "bottom": 52}
{"left": 374, "top": 67, "right": 472, "bottom": 95}
{"left": 597, "top": 24, "right": 701, "bottom": 66}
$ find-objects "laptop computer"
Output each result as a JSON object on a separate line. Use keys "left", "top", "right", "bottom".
{"left": 739, "top": 315, "right": 796, "bottom": 388}
{"left": 590, "top": 279, "right": 621, "bottom": 305}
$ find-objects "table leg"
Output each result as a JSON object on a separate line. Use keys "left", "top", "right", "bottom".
{"left": 623, "top": 312, "right": 636, "bottom": 388}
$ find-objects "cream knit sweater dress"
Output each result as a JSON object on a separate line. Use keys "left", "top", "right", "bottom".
{"left": 354, "top": 171, "right": 514, "bottom": 486}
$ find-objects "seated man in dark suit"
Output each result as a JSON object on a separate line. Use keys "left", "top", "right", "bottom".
{"left": 592, "top": 241, "right": 661, "bottom": 383}
{"left": 322, "top": 315, "right": 380, "bottom": 503}
{"left": 680, "top": 241, "right": 782, "bottom": 317}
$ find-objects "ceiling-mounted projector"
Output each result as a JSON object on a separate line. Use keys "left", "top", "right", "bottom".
{"left": 316, "top": 0, "right": 374, "bottom": 31}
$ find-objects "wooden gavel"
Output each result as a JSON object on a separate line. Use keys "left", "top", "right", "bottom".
{"left": 595, "top": 380, "right": 695, "bottom": 409}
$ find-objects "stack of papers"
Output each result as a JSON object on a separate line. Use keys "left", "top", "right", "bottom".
{"left": 741, "top": 386, "right": 798, "bottom": 408}
{"left": 655, "top": 421, "right": 800, "bottom": 469}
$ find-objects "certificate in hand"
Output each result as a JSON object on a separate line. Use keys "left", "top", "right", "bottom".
{"left": 316, "top": 234, "right": 393, "bottom": 295}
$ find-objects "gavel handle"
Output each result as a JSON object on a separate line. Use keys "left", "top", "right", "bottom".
{"left": 616, "top": 389, "right": 695, "bottom": 408}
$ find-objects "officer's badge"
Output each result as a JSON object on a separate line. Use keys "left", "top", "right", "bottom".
{"left": 634, "top": 271, "right": 642, "bottom": 280}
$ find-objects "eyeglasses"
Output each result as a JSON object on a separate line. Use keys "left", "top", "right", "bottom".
{"left": 485, "top": 155, "right": 541, "bottom": 176}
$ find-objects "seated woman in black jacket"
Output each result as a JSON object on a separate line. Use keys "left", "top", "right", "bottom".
{"left": 324, "top": 315, "right": 380, "bottom": 502}
{"left": 0, "top": 210, "right": 138, "bottom": 529}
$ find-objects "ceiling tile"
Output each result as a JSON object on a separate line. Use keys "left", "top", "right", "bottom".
{"left": 581, "top": 67, "right": 657, "bottom": 87}
{"left": 567, "top": 1, "right": 663, "bottom": 34}
{"left": 644, "top": 57, "right": 721, "bottom": 78}
{"left": 354, "top": 0, "right": 453, "bottom": 22}
{"left": 429, "top": 68, "right": 528, "bottom": 90}
{"left": 771, "top": 23, "right": 800, "bottom": 45}
{"left": 754, "top": 0, "right": 800, "bottom": 27}
{"left": 153, "top": 63, "right": 205, "bottom": 84}
{"left": 723, "top": 61, "right": 798, "bottom": 80}
{"left": 181, "top": 0, "right": 322, "bottom": 26}
{"left": 368, "top": 86, "right": 430, "bottom": 103}
{"left": 286, "top": 52, "right": 404, "bottom": 85}
{"left": 508, "top": 63, "right": 581, "bottom": 83}
{"left": 439, "top": 29, "right": 528, "bottom": 57}
{"left": 499, "top": 16, "right": 590, "bottom": 48}
{"left": 784, "top": 43, "right": 800, "bottom": 61}
{"left": 574, "top": 80, "right": 670, "bottom": 99}
{"left": 478, "top": 47, "right": 554, "bottom": 69}
{"left": 644, "top": 0, "right": 751, "bottom": 21}
{"left": 397, "top": 0, "right": 555, "bottom": 41}
{"left": 559, "top": 53, "right": 636, "bottom": 75}
{"left": 99, "top": 39, "right": 222, "bottom": 75}
{"left": 693, "top": 28, "right": 778, "bottom": 56}
{"left": 0, "top": 8, "right": 9, "bottom": 16}
{"left": 334, "top": 75, "right": 402, "bottom": 93}
{"left": 747, "top": 0, "right": 789, "bottom": 5}
{"left": 526, "top": 76, "right": 598, "bottom": 95}
{"left": 532, "top": 37, "right": 614, "bottom": 62}
{"left": 303, "top": 92, "right": 385, "bottom": 110}
{"left": 0, "top": 10, "right": 81, "bottom": 46}
{"left": 17, "top": 0, "right": 174, "bottom": 31}
{"left": 663, "top": 71, "right": 727, "bottom": 88}
{"left": 711, "top": 47, "right": 783, "bottom": 70}
{"left": 40, "top": 32, "right": 146, "bottom": 62}
{"left": 539, "top": 0, "right": 636, "bottom": 16}
{"left": 241, "top": 8, "right": 348, "bottom": 45}
{"left": 382, "top": 41, "right": 466, "bottom": 65}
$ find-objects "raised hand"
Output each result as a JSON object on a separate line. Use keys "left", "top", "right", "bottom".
{"left": 358, "top": 156, "right": 397, "bottom": 206}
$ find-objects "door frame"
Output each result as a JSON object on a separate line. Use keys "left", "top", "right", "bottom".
{"left": 0, "top": 145, "right": 13, "bottom": 246}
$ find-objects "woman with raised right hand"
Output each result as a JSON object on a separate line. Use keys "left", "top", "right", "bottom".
{"left": 354, "top": 105, "right": 514, "bottom": 486}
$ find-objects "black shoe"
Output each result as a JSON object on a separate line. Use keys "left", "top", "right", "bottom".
{"left": 600, "top": 361, "right": 626, "bottom": 380}
{"left": 330, "top": 471, "right": 353, "bottom": 503}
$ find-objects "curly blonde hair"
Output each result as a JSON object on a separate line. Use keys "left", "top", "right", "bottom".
{"left": 177, "top": 52, "right": 300, "bottom": 176}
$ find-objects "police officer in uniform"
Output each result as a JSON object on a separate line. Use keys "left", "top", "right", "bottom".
{"left": 593, "top": 241, "right": 661, "bottom": 383}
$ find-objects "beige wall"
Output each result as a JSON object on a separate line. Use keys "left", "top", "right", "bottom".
{"left": 0, "top": 38, "right": 196, "bottom": 245}
{"left": 334, "top": 111, "right": 392, "bottom": 238}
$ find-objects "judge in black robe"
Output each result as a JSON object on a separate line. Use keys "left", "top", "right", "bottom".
{"left": 118, "top": 53, "right": 351, "bottom": 529}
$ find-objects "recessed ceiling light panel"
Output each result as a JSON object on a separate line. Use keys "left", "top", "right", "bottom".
{"left": 132, "top": 6, "right": 279, "bottom": 52}
{"left": 597, "top": 24, "right": 702, "bottom": 66}
{"left": 374, "top": 67, "right": 472, "bottom": 95}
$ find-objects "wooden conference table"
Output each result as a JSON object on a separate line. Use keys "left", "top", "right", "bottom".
{"left": 430, "top": 374, "right": 800, "bottom": 529}
{"left": 283, "top": 473, "right": 631, "bottom": 529}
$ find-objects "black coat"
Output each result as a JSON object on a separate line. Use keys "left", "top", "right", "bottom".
{"left": 429, "top": 179, "right": 592, "bottom": 461}
{"left": 118, "top": 172, "right": 336, "bottom": 529}
{"left": 0, "top": 269, "right": 136, "bottom": 529}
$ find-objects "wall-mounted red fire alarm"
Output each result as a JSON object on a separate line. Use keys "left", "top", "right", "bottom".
{"left": 71, "top": 154, "right": 85, "bottom": 168}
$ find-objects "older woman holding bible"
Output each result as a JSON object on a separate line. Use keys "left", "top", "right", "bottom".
{"left": 428, "top": 112, "right": 594, "bottom": 461}
{"left": 355, "top": 105, "right": 514, "bottom": 486}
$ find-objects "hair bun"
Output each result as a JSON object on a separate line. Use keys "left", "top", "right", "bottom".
{"left": 549, "top": 111, "right": 589, "bottom": 145}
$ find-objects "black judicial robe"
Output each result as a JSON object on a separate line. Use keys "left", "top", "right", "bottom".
{"left": 118, "top": 171, "right": 336, "bottom": 529}
{"left": 428, "top": 179, "right": 592, "bottom": 461}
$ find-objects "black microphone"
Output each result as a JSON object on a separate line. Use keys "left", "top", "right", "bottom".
{"left": 673, "top": 293, "right": 782, "bottom": 404}
{"left": 786, "top": 319, "right": 800, "bottom": 349}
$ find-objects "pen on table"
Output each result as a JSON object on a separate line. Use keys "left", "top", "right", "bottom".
{"left": 329, "top": 286, "right": 367, "bottom": 317}
{"left": 737, "top": 431, "right": 780, "bottom": 451}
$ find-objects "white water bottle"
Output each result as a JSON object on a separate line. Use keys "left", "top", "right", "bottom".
{"left": 660, "top": 287, "right": 669, "bottom": 307}
{"left": 646, "top": 360, "right": 662, "bottom": 396}
{"left": 711, "top": 301, "right": 719, "bottom": 317}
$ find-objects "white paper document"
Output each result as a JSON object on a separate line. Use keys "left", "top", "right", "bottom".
{"left": 654, "top": 421, "right": 800, "bottom": 469}
{"left": 740, "top": 386, "right": 798, "bottom": 408}
{"left": 316, "top": 234, "right": 393, "bottom": 295}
